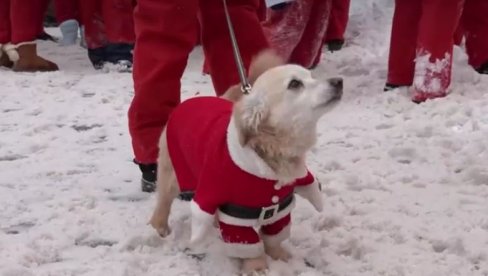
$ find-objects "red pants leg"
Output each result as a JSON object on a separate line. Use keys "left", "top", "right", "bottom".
{"left": 462, "top": 0, "right": 488, "bottom": 69}
{"left": 289, "top": 0, "right": 332, "bottom": 68}
{"left": 79, "top": 0, "right": 107, "bottom": 49}
{"left": 54, "top": 0, "right": 79, "bottom": 24}
{"left": 102, "top": 0, "right": 135, "bottom": 44}
{"left": 128, "top": 0, "right": 199, "bottom": 164}
{"left": 10, "top": 0, "right": 49, "bottom": 43}
{"left": 262, "top": 0, "right": 312, "bottom": 63}
{"left": 386, "top": 0, "right": 421, "bottom": 86}
{"left": 200, "top": 0, "right": 269, "bottom": 95}
{"left": 325, "top": 0, "right": 350, "bottom": 42}
{"left": 0, "top": 0, "right": 10, "bottom": 44}
{"left": 412, "top": 0, "right": 464, "bottom": 100}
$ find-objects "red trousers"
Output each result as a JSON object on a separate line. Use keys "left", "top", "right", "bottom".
{"left": 262, "top": 0, "right": 332, "bottom": 68}
{"left": 79, "top": 0, "right": 135, "bottom": 49}
{"left": 54, "top": 0, "right": 79, "bottom": 24}
{"left": 0, "top": 0, "right": 48, "bottom": 44}
{"left": 128, "top": 0, "right": 268, "bottom": 164}
{"left": 456, "top": 0, "right": 488, "bottom": 69}
{"left": 325, "top": 0, "right": 350, "bottom": 42}
{"left": 387, "top": 0, "right": 464, "bottom": 100}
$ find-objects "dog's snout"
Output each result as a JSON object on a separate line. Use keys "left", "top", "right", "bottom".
{"left": 328, "top": 77, "right": 343, "bottom": 90}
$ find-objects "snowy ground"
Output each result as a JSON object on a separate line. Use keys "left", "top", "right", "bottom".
{"left": 2, "top": 2, "right": 488, "bottom": 276}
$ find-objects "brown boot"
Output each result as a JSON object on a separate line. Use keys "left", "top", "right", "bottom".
{"left": 11, "top": 42, "right": 59, "bottom": 72}
{"left": 0, "top": 44, "right": 13, "bottom": 68}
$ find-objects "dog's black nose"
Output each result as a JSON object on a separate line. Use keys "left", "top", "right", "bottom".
{"left": 328, "top": 77, "right": 343, "bottom": 90}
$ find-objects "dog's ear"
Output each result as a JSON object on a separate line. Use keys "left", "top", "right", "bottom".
{"left": 248, "top": 49, "right": 284, "bottom": 85}
{"left": 234, "top": 93, "right": 268, "bottom": 145}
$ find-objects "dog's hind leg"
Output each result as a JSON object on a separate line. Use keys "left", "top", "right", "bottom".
{"left": 149, "top": 128, "right": 180, "bottom": 238}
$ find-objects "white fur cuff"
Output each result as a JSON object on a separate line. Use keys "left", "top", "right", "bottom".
{"left": 4, "top": 42, "right": 22, "bottom": 62}
{"left": 295, "top": 180, "right": 323, "bottom": 212}
{"left": 223, "top": 241, "right": 265, "bottom": 259}
{"left": 190, "top": 201, "right": 215, "bottom": 245}
{"left": 260, "top": 223, "right": 291, "bottom": 247}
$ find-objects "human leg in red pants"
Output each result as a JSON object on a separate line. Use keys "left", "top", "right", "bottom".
{"left": 324, "top": 0, "right": 350, "bottom": 51}
{"left": 80, "top": 0, "right": 135, "bottom": 68}
{"left": 289, "top": 0, "right": 331, "bottom": 68}
{"left": 1, "top": 0, "right": 58, "bottom": 71}
{"left": 128, "top": 0, "right": 199, "bottom": 192}
{"left": 55, "top": 0, "right": 80, "bottom": 46}
{"left": 462, "top": 0, "right": 488, "bottom": 73}
{"left": 386, "top": 0, "right": 421, "bottom": 89}
{"left": 0, "top": 0, "right": 13, "bottom": 67}
{"left": 54, "top": 0, "right": 79, "bottom": 24}
{"left": 200, "top": 0, "right": 269, "bottom": 95}
{"left": 262, "top": 0, "right": 312, "bottom": 63}
{"left": 412, "top": 0, "right": 464, "bottom": 102}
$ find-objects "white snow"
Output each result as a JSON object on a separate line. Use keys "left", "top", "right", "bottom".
{"left": 2, "top": 1, "right": 488, "bottom": 275}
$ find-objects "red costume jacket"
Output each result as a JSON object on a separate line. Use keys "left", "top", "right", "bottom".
{"left": 166, "top": 97, "right": 323, "bottom": 258}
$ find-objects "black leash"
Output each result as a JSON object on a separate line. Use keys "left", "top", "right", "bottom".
{"left": 222, "top": 0, "right": 252, "bottom": 95}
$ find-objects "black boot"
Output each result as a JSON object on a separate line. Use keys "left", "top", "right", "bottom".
{"left": 138, "top": 163, "right": 157, "bottom": 193}
{"left": 476, "top": 62, "right": 488, "bottom": 74}
{"left": 136, "top": 162, "right": 195, "bottom": 200}
{"left": 384, "top": 83, "right": 405, "bottom": 92}
{"left": 105, "top": 43, "right": 134, "bottom": 72}
{"left": 327, "top": 39, "right": 345, "bottom": 52}
{"left": 88, "top": 47, "right": 107, "bottom": 70}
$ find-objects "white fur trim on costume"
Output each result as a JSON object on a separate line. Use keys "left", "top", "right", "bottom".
{"left": 260, "top": 223, "right": 291, "bottom": 247}
{"left": 223, "top": 241, "right": 265, "bottom": 259}
{"left": 227, "top": 117, "right": 278, "bottom": 180}
{"left": 190, "top": 200, "right": 215, "bottom": 245}
{"left": 217, "top": 196, "right": 296, "bottom": 227}
{"left": 4, "top": 43, "right": 19, "bottom": 62}
{"left": 294, "top": 180, "right": 323, "bottom": 212}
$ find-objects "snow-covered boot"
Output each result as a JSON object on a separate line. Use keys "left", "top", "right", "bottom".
{"left": 8, "top": 42, "right": 59, "bottom": 72}
{"left": 59, "top": 19, "right": 79, "bottom": 46}
{"left": 0, "top": 44, "right": 13, "bottom": 68}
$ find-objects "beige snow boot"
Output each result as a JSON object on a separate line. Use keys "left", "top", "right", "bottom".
{"left": 6, "top": 42, "right": 59, "bottom": 72}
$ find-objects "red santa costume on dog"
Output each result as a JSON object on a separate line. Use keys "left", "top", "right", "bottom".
{"left": 166, "top": 96, "right": 323, "bottom": 258}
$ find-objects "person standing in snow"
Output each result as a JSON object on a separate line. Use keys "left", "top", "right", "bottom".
{"left": 78, "top": 0, "right": 135, "bottom": 70}
{"left": 454, "top": 0, "right": 488, "bottom": 74}
{"left": 324, "top": 0, "right": 350, "bottom": 52}
{"left": 262, "top": 0, "right": 332, "bottom": 69}
{"left": 385, "top": 0, "right": 466, "bottom": 103}
{"left": 0, "top": 0, "right": 58, "bottom": 71}
{"left": 128, "top": 0, "right": 269, "bottom": 192}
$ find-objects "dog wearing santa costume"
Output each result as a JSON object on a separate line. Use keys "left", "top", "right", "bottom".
{"left": 149, "top": 50, "right": 343, "bottom": 273}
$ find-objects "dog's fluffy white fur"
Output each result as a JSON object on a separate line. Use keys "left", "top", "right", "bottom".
{"left": 150, "top": 50, "right": 343, "bottom": 273}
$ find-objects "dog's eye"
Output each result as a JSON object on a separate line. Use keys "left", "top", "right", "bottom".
{"left": 287, "top": 79, "right": 304, "bottom": 90}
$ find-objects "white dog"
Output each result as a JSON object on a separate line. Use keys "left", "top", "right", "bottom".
{"left": 150, "top": 50, "right": 343, "bottom": 273}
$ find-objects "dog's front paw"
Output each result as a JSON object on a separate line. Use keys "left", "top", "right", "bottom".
{"left": 242, "top": 255, "right": 268, "bottom": 274}
{"left": 155, "top": 225, "right": 171, "bottom": 238}
{"left": 265, "top": 245, "right": 291, "bottom": 261}
{"left": 149, "top": 219, "right": 171, "bottom": 238}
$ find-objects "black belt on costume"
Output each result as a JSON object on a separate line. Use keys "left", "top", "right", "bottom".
{"left": 219, "top": 193, "right": 294, "bottom": 220}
